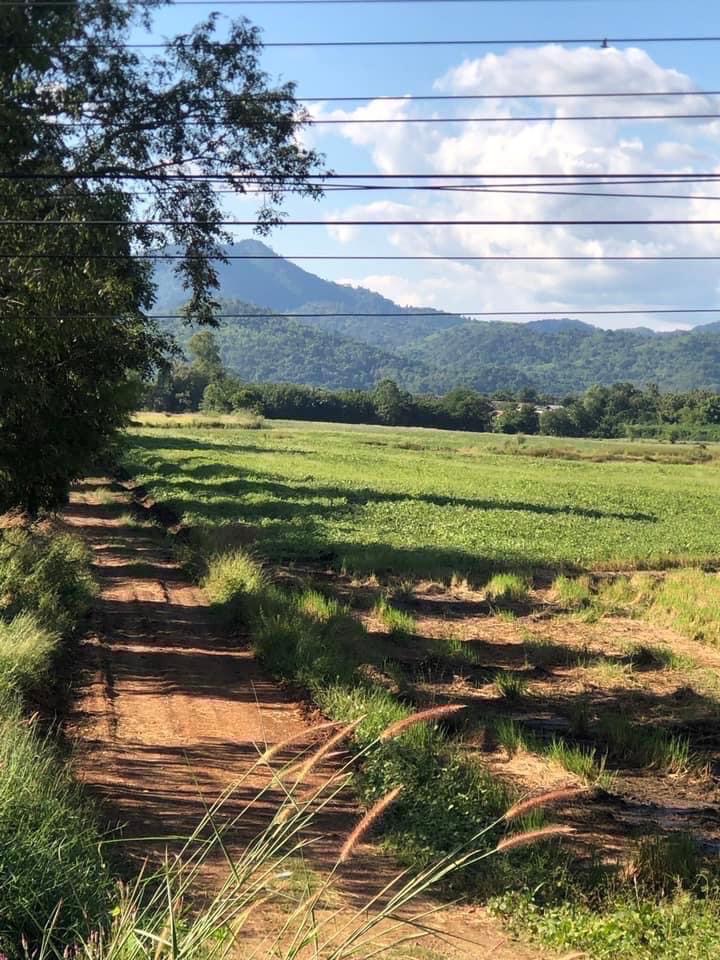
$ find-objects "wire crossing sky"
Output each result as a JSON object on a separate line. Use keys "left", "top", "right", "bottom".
{"left": 13, "top": 0, "right": 720, "bottom": 330}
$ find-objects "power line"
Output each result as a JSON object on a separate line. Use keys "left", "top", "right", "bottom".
{"left": 3, "top": 171, "right": 720, "bottom": 182}
{"left": 17, "top": 308, "right": 720, "bottom": 319}
{"left": 55, "top": 89, "right": 720, "bottom": 106}
{"left": 47, "top": 111, "right": 720, "bottom": 125}
{"left": 4, "top": 253, "right": 720, "bottom": 261}
{"left": 6, "top": 217, "right": 720, "bottom": 225}
{"left": 11, "top": 183, "right": 720, "bottom": 200}
{"left": 298, "top": 89, "right": 720, "bottom": 102}
{"left": 10, "top": 35, "right": 720, "bottom": 49}
{"left": 0, "top": 0, "right": 616, "bottom": 6}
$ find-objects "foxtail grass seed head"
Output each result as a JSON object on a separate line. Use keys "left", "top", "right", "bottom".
{"left": 504, "top": 787, "right": 591, "bottom": 822}
{"left": 495, "top": 825, "right": 575, "bottom": 854}
{"left": 294, "top": 718, "right": 364, "bottom": 783}
{"left": 379, "top": 704, "right": 466, "bottom": 742}
{"left": 339, "top": 786, "right": 404, "bottom": 863}
{"left": 258, "top": 721, "right": 340, "bottom": 766}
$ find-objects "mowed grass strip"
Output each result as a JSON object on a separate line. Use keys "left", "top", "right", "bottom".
{"left": 124, "top": 421, "right": 720, "bottom": 579}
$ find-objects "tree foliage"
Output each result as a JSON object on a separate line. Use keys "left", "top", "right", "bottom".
{"left": 1, "top": 0, "right": 322, "bottom": 511}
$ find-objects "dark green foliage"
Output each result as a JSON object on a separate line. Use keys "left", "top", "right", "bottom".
{"left": 495, "top": 403, "right": 541, "bottom": 435}
{"left": 154, "top": 252, "right": 720, "bottom": 397}
{"left": 2, "top": 3, "right": 322, "bottom": 511}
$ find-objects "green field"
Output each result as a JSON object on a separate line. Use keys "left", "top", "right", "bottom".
{"left": 125, "top": 418, "right": 720, "bottom": 578}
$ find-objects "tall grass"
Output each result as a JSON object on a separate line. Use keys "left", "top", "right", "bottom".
{"left": 0, "top": 528, "right": 97, "bottom": 633}
{"left": 0, "top": 527, "right": 109, "bottom": 956}
{"left": 27, "top": 724, "right": 576, "bottom": 960}
{"left": 651, "top": 569, "right": 720, "bottom": 646}
{"left": 0, "top": 613, "right": 58, "bottom": 696}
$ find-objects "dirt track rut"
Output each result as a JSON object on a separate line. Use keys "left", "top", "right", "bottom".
{"left": 64, "top": 478, "right": 547, "bottom": 960}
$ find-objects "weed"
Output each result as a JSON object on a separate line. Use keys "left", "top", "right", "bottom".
{"left": 494, "top": 718, "right": 533, "bottom": 757}
{"left": 497, "top": 609, "right": 518, "bottom": 623}
{"left": 553, "top": 574, "right": 592, "bottom": 609}
{"left": 628, "top": 833, "right": 700, "bottom": 894}
{"left": 0, "top": 613, "right": 58, "bottom": 697}
{"left": 626, "top": 642, "right": 694, "bottom": 671}
{"left": 202, "top": 548, "right": 267, "bottom": 626}
{"left": 546, "top": 739, "right": 603, "bottom": 783}
{"left": 373, "top": 597, "right": 416, "bottom": 636}
{"left": 433, "top": 635, "right": 483, "bottom": 666}
{"left": 598, "top": 716, "right": 693, "bottom": 774}
{"left": 485, "top": 573, "right": 530, "bottom": 606}
{"left": 651, "top": 569, "right": 720, "bottom": 646}
{"left": 495, "top": 670, "right": 529, "bottom": 700}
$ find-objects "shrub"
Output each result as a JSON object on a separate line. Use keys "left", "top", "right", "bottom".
{"left": 0, "top": 528, "right": 96, "bottom": 633}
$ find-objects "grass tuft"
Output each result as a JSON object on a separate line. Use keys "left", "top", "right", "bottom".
{"left": 373, "top": 597, "right": 416, "bottom": 636}
{"left": 485, "top": 573, "right": 531, "bottom": 606}
{"left": 495, "top": 670, "right": 529, "bottom": 700}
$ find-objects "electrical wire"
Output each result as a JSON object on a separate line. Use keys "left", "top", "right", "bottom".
{"left": 5, "top": 217, "right": 720, "bottom": 225}
{"left": 9, "top": 35, "right": 720, "bottom": 49}
{"left": 3, "top": 253, "right": 720, "bottom": 261}
{"left": 15, "top": 308, "right": 720, "bottom": 319}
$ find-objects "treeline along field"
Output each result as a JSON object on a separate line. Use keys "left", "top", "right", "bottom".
{"left": 125, "top": 417, "right": 720, "bottom": 578}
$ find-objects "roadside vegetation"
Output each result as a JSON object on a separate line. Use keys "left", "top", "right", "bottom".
{"left": 0, "top": 526, "right": 109, "bottom": 956}
{"left": 123, "top": 416, "right": 720, "bottom": 960}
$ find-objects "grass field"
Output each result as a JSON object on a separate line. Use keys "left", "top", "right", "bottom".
{"left": 123, "top": 414, "right": 720, "bottom": 960}
{"left": 126, "top": 416, "right": 720, "bottom": 578}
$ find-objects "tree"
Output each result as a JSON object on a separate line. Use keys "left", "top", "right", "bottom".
{"left": 494, "top": 404, "right": 541, "bottom": 435}
{"left": 372, "top": 379, "right": 413, "bottom": 425}
{"left": 188, "top": 331, "right": 224, "bottom": 382}
{"left": 440, "top": 388, "right": 495, "bottom": 431}
{"left": 539, "top": 407, "right": 581, "bottom": 437}
{"left": 1, "top": 1, "right": 322, "bottom": 511}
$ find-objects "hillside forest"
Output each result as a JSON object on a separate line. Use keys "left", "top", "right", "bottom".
{"left": 145, "top": 330, "right": 720, "bottom": 440}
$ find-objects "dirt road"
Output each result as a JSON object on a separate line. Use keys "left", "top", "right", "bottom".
{"left": 64, "top": 478, "right": 548, "bottom": 960}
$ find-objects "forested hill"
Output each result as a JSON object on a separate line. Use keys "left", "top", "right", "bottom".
{"left": 155, "top": 244, "right": 720, "bottom": 393}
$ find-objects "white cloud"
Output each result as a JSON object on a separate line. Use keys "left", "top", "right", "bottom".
{"left": 308, "top": 45, "right": 720, "bottom": 329}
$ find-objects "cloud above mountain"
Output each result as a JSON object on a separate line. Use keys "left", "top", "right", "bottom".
{"left": 307, "top": 45, "right": 720, "bottom": 330}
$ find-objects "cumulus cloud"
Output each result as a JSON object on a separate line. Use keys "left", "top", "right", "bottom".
{"left": 307, "top": 45, "right": 720, "bottom": 329}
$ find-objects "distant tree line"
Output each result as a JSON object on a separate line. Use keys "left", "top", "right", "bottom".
{"left": 143, "top": 333, "right": 720, "bottom": 440}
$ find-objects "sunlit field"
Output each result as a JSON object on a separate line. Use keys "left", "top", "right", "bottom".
{"left": 125, "top": 415, "right": 720, "bottom": 579}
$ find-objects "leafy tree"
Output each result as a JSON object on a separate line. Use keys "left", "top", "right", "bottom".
{"left": 495, "top": 403, "right": 541, "bottom": 435}
{"left": 188, "top": 331, "right": 224, "bottom": 382}
{"left": 539, "top": 407, "right": 581, "bottom": 437}
{"left": 372, "top": 379, "right": 413, "bottom": 426}
{"left": 1, "top": 1, "right": 322, "bottom": 511}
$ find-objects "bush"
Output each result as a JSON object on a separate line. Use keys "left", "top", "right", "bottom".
{"left": 0, "top": 528, "right": 96, "bottom": 633}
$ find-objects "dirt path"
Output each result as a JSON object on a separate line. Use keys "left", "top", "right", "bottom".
{"left": 64, "top": 478, "right": 548, "bottom": 960}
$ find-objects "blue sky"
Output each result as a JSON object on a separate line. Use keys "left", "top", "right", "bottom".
{"left": 135, "top": 0, "right": 720, "bottom": 329}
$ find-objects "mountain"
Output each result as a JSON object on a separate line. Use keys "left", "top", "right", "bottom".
{"left": 155, "top": 245, "right": 720, "bottom": 395}
{"left": 154, "top": 240, "right": 462, "bottom": 350}
{"left": 161, "top": 301, "right": 430, "bottom": 391}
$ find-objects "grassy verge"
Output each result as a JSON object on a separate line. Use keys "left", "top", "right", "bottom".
{"left": 198, "top": 548, "right": 575, "bottom": 893}
{"left": 0, "top": 527, "right": 110, "bottom": 956}
{"left": 194, "top": 544, "right": 720, "bottom": 958}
